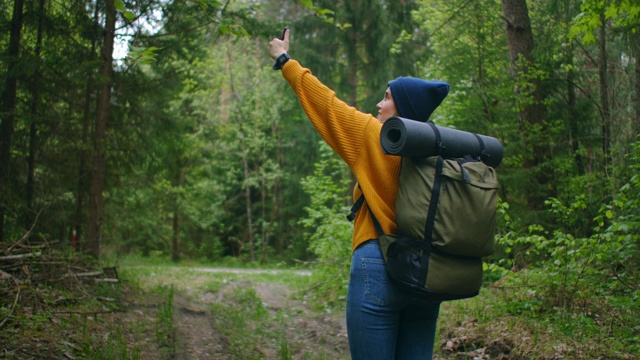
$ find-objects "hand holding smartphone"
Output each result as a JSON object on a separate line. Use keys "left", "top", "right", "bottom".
{"left": 279, "top": 27, "right": 288, "bottom": 40}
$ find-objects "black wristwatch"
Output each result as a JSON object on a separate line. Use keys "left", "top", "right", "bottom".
{"left": 273, "top": 53, "right": 291, "bottom": 70}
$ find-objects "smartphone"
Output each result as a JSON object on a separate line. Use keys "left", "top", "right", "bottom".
{"left": 279, "top": 27, "right": 288, "bottom": 40}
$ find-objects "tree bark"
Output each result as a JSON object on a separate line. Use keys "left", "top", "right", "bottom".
{"left": 242, "top": 149, "right": 255, "bottom": 262}
{"left": 0, "top": 0, "right": 25, "bottom": 242}
{"left": 564, "top": 0, "right": 584, "bottom": 175}
{"left": 635, "top": 32, "right": 640, "bottom": 139}
{"left": 501, "top": 0, "right": 548, "bottom": 210}
{"left": 86, "top": 0, "right": 116, "bottom": 259}
{"left": 75, "top": 0, "right": 101, "bottom": 251}
{"left": 260, "top": 177, "right": 267, "bottom": 263}
{"left": 171, "top": 166, "right": 184, "bottom": 263}
{"left": 26, "top": 0, "right": 46, "bottom": 230}
{"left": 171, "top": 209, "right": 180, "bottom": 262}
{"left": 598, "top": 13, "right": 611, "bottom": 179}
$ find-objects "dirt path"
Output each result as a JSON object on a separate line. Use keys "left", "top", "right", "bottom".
{"left": 173, "top": 292, "right": 228, "bottom": 359}
{"left": 170, "top": 268, "right": 349, "bottom": 360}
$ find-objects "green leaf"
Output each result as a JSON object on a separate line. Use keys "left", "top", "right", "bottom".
{"left": 115, "top": 0, "right": 125, "bottom": 12}
{"left": 604, "top": 4, "right": 619, "bottom": 19}
{"left": 582, "top": 32, "right": 596, "bottom": 45}
{"left": 127, "top": 45, "right": 161, "bottom": 65}
{"left": 123, "top": 11, "right": 136, "bottom": 21}
{"left": 299, "top": 0, "right": 313, "bottom": 8}
{"left": 197, "top": 0, "right": 222, "bottom": 9}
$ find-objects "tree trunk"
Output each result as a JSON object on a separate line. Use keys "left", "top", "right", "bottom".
{"left": 564, "top": 0, "right": 584, "bottom": 175}
{"left": 25, "top": 0, "right": 46, "bottom": 231}
{"left": 171, "top": 167, "right": 184, "bottom": 263}
{"left": 598, "top": 13, "right": 611, "bottom": 179}
{"left": 347, "top": 27, "right": 359, "bottom": 108}
{"left": 75, "top": 0, "right": 101, "bottom": 251}
{"left": 172, "top": 209, "right": 180, "bottom": 262}
{"left": 242, "top": 149, "right": 255, "bottom": 262}
{"left": 501, "top": 0, "right": 548, "bottom": 210}
{"left": 635, "top": 32, "right": 640, "bottom": 139}
{"left": 86, "top": 0, "right": 116, "bottom": 259}
{"left": 0, "top": 0, "right": 25, "bottom": 242}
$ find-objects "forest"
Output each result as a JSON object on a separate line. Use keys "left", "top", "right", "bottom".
{"left": 1, "top": 0, "right": 639, "bottom": 358}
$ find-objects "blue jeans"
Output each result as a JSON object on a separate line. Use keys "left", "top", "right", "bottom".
{"left": 346, "top": 240, "right": 441, "bottom": 360}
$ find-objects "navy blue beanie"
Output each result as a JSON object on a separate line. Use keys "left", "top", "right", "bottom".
{"left": 388, "top": 77, "right": 450, "bottom": 122}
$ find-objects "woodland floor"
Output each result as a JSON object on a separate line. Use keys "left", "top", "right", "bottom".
{"left": 137, "top": 268, "right": 457, "bottom": 360}
{"left": 2, "top": 265, "right": 593, "bottom": 359}
{"left": 166, "top": 268, "right": 350, "bottom": 360}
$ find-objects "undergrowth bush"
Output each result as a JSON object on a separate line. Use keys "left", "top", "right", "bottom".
{"left": 490, "top": 140, "right": 640, "bottom": 356}
{"left": 299, "top": 142, "right": 353, "bottom": 309}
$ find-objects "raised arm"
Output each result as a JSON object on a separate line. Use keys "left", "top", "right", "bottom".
{"left": 269, "top": 28, "right": 377, "bottom": 167}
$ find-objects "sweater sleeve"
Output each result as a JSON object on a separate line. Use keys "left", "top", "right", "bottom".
{"left": 281, "top": 59, "right": 402, "bottom": 252}
{"left": 281, "top": 60, "right": 373, "bottom": 167}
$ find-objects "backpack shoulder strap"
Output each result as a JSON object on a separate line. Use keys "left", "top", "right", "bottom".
{"left": 347, "top": 193, "right": 365, "bottom": 222}
{"left": 423, "top": 155, "right": 444, "bottom": 241}
{"left": 347, "top": 190, "right": 383, "bottom": 237}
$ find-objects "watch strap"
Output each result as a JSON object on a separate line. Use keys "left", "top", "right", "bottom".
{"left": 273, "top": 53, "right": 291, "bottom": 70}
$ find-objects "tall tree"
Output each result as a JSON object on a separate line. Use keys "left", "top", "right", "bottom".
{"left": 597, "top": 12, "right": 611, "bottom": 178}
{"left": 75, "top": 0, "right": 101, "bottom": 250}
{"left": 0, "top": 0, "right": 25, "bottom": 242}
{"left": 569, "top": 0, "right": 640, "bottom": 188}
{"left": 635, "top": 32, "right": 640, "bottom": 138}
{"left": 562, "top": 0, "right": 585, "bottom": 175}
{"left": 25, "top": 0, "right": 46, "bottom": 230}
{"left": 501, "top": 0, "right": 549, "bottom": 210}
{"left": 86, "top": 0, "right": 116, "bottom": 259}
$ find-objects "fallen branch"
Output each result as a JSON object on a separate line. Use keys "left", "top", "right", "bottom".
{"left": 4, "top": 209, "right": 43, "bottom": 255}
{"left": 73, "top": 270, "right": 104, "bottom": 278}
{"left": 0, "top": 251, "right": 42, "bottom": 261}
{"left": 10, "top": 241, "right": 58, "bottom": 251}
{"left": 54, "top": 309, "right": 119, "bottom": 315}
{"left": 0, "top": 278, "right": 21, "bottom": 330}
{"left": 0, "top": 269, "right": 11, "bottom": 280}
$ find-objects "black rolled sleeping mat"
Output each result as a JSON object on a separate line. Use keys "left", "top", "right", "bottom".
{"left": 380, "top": 116, "right": 504, "bottom": 168}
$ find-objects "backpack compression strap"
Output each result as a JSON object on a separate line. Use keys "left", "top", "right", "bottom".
{"left": 473, "top": 133, "right": 490, "bottom": 164}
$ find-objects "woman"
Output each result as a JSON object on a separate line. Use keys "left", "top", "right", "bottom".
{"left": 269, "top": 29, "right": 449, "bottom": 360}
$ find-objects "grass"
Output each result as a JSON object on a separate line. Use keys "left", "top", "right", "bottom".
{"left": 116, "top": 255, "right": 345, "bottom": 360}
{"left": 5, "top": 252, "right": 636, "bottom": 359}
{"left": 434, "top": 273, "right": 639, "bottom": 359}
{"left": 117, "top": 256, "right": 313, "bottom": 297}
{"left": 116, "top": 255, "right": 639, "bottom": 359}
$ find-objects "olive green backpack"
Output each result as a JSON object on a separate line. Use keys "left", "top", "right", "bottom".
{"left": 348, "top": 141, "right": 499, "bottom": 301}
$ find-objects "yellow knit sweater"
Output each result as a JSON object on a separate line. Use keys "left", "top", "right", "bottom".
{"left": 282, "top": 60, "right": 401, "bottom": 253}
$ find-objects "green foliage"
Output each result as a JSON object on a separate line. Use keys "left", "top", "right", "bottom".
{"left": 127, "top": 46, "right": 161, "bottom": 65}
{"left": 570, "top": 0, "right": 640, "bottom": 44}
{"left": 299, "top": 142, "right": 353, "bottom": 308}
{"left": 487, "top": 139, "right": 640, "bottom": 355}
{"left": 115, "top": 0, "right": 136, "bottom": 21}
